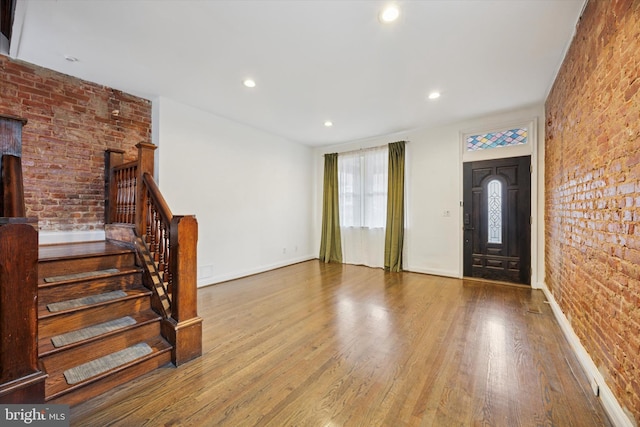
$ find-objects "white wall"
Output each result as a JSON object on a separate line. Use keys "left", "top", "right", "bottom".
{"left": 314, "top": 104, "right": 545, "bottom": 282}
{"left": 152, "top": 97, "right": 544, "bottom": 287}
{"left": 155, "top": 97, "right": 315, "bottom": 286}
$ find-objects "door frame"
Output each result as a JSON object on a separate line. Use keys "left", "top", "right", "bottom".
{"left": 458, "top": 118, "right": 540, "bottom": 288}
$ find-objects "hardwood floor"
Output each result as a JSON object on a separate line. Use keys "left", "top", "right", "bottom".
{"left": 71, "top": 261, "right": 611, "bottom": 426}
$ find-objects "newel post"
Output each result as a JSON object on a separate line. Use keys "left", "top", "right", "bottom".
{"left": 104, "top": 148, "right": 125, "bottom": 224}
{"left": 0, "top": 115, "right": 28, "bottom": 217}
{"left": 135, "top": 142, "right": 157, "bottom": 237}
{"left": 0, "top": 218, "right": 46, "bottom": 403}
{"left": 162, "top": 215, "right": 203, "bottom": 366}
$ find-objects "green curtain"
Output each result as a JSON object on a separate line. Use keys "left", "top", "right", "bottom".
{"left": 319, "top": 153, "right": 343, "bottom": 263}
{"left": 384, "top": 141, "right": 406, "bottom": 272}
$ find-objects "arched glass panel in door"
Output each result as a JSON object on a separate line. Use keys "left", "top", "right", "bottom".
{"left": 487, "top": 179, "right": 502, "bottom": 244}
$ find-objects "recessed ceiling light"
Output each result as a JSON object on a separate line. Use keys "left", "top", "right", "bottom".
{"left": 380, "top": 4, "right": 400, "bottom": 23}
{"left": 324, "top": 121, "right": 333, "bottom": 127}
{"left": 243, "top": 79, "right": 256, "bottom": 88}
{"left": 428, "top": 91, "right": 441, "bottom": 100}
{"left": 64, "top": 55, "right": 79, "bottom": 62}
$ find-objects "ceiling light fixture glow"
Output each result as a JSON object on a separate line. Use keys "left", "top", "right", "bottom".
{"left": 243, "top": 79, "right": 256, "bottom": 88}
{"left": 324, "top": 121, "right": 333, "bottom": 127}
{"left": 380, "top": 4, "right": 400, "bottom": 23}
{"left": 428, "top": 91, "right": 441, "bottom": 100}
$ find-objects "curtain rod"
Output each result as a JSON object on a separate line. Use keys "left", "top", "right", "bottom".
{"left": 329, "top": 140, "right": 409, "bottom": 156}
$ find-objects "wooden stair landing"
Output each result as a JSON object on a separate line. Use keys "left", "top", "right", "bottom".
{"left": 38, "top": 240, "right": 172, "bottom": 406}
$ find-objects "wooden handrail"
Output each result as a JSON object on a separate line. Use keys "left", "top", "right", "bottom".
{"left": 142, "top": 172, "right": 172, "bottom": 228}
{"left": 112, "top": 161, "right": 138, "bottom": 176}
{"left": 105, "top": 143, "right": 202, "bottom": 365}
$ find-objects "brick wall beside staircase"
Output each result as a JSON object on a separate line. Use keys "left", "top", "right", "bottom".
{"left": 0, "top": 55, "right": 152, "bottom": 231}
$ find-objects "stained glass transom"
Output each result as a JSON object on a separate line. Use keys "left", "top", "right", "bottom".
{"left": 467, "top": 128, "right": 527, "bottom": 151}
{"left": 487, "top": 179, "right": 502, "bottom": 244}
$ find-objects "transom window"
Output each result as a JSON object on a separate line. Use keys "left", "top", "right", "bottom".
{"left": 467, "top": 128, "right": 528, "bottom": 152}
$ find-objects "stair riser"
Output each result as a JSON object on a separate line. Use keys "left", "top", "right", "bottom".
{"left": 39, "top": 272, "right": 143, "bottom": 305}
{"left": 41, "top": 321, "right": 162, "bottom": 374}
{"left": 40, "top": 297, "right": 151, "bottom": 338}
{"left": 39, "top": 253, "right": 137, "bottom": 279}
{"left": 46, "top": 350, "right": 172, "bottom": 405}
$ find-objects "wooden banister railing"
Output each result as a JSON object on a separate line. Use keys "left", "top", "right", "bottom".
{"left": 142, "top": 172, "right": 171, "bottom": 281}
{"left": 105, "top": 143, "right": 202, "bottom": 366}
{"left": 111, "top": 161, "right": 138, "bottom": 224}
{"left": 140, "top": 172, "right": 174, "bottom": 318}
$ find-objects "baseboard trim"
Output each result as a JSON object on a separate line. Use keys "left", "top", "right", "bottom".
{"left": 540, "top": 282, "right": 634, "bottom": 427}
{"left": 39, "top": 230, "right": 106, "bottom": 245}
{"left": 198, "top": 255, "right": 316, "bottom": 287}
{"left": 404, "top": 266, "right": 459, "bottom": 279}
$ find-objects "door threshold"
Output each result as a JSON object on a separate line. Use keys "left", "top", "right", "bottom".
{"left": 462, "top": 276, "right": 531, "bottom": 289}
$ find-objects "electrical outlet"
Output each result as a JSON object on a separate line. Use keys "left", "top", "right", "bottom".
{"left": 590, "top": 378, "right": 599, "bottom": 396}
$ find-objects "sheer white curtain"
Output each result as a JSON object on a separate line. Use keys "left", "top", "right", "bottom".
{"left": 338, "top": 146, "right": 388, "bottom": 268}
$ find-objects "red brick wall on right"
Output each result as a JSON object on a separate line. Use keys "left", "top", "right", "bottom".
{"left": 545, "top": 0, "right": 640, "bottom": 422}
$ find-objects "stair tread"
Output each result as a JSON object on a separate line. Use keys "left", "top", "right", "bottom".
{"left": 64, "top": 342, "right": 153, "bottom": 385}
{"left": 38, "top": 240, "right": 134, "bottom": 262}
{"left": 40, "top": 321, "right": 163, "bottom": 374}
{"left": 38, "top": 288, "right": 151, "bottom": 319}
{"left": 39, "top": 266, "right": 142, "bottom": 287}
{"left": 47, "top": 290, "right": 128, "bottom": 312}
{"left": 45, "top": 336, "right": 171, "bottom": 400}
{"left": 44, "top": 267, "right": 121, "bottom": 283}
{"left": 47, "top": 349, "right": 173, "bottom": 406}
{"left": 38, "top": 241, "right": 138, "bottom": 280}
{"left": 39, "top": 309, "right": 161, "bottom": 356}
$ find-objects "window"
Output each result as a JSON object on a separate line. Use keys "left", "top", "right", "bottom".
{"left": 338, "top": 146, "right": 388, "bottom": 228}
{"left": 487, "top": 179, "right": 502, "bottom": 244}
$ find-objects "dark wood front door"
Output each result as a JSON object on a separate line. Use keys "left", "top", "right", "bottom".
{"left": 463, "top": 156, "right": 531, "bottom": 285}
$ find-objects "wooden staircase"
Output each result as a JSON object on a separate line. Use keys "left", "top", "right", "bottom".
{"left": 1, "top": 140, "right": 201, "bottom": 405}
{"left": 37, "top": 240, "right": 172, "bottom": 406}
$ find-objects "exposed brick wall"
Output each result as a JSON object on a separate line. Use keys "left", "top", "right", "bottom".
{"left": 545, "top": 0, "right": 640, "bottom": 422}
{"left": 0, "top": 55, "right": 151, "bottom": 231}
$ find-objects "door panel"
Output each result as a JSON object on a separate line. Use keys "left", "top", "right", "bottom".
{"left": 463, "top": 156, "right": 531, "bottom": 285}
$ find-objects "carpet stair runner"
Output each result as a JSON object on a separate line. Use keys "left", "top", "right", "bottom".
{"left": 38, "top": 240, "right": 173, "bottom": 406}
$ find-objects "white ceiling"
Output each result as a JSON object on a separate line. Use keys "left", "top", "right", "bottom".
{"left": 10, "top": 0, "right": 585, "bottom": 147}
